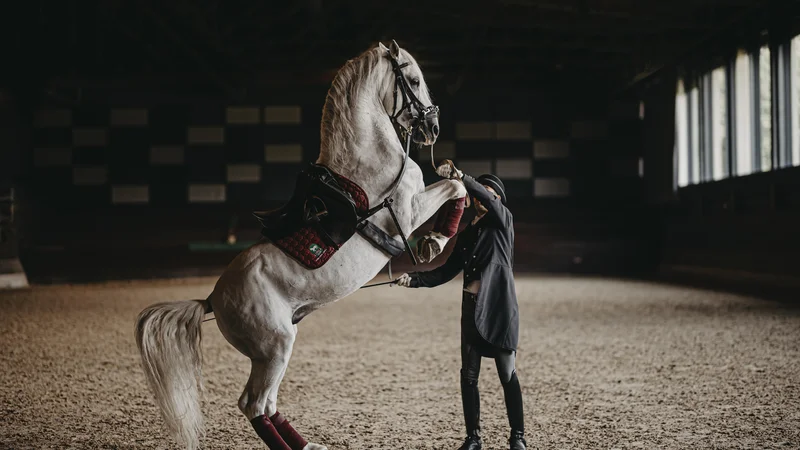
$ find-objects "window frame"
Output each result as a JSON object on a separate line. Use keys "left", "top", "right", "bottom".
{"left": 726, "top": 56, "right": 737, "bottom": 176}
{"left": 672, "top": 7, "right": 800, "bottom": 189}
{"left": 749, "top": 48, "right": 763, "bottom": 172}
{"left": 774, "top": 41, "right": 790, "bottom": 168}
{"left": 792, "top": 35, "right": 800, "bottom": 167}
{"left": 687, "top": 79, "right": 702, "bottom": 185}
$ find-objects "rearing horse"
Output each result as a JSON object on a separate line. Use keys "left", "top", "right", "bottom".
{"left": 135, "top": 41, "right": 466, "bottom": 450}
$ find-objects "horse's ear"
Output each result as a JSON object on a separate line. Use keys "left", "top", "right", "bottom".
{"left": 390, "top": 39, "right": 401, "bottom": 59}
{"left": 378, "top": 42, "right": 388, "bottom": 52}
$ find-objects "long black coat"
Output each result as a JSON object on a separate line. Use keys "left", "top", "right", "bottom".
{"left": 411, "top": 175, "right": 519, "bottom": 351}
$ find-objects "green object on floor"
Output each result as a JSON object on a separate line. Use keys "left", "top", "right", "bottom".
{"left": 188, "top": 241, "right": 258, "bottom": 252}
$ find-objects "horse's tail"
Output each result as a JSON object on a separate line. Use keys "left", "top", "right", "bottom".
{"left": 135, "top": 299, "right": 208, "bottom": 450}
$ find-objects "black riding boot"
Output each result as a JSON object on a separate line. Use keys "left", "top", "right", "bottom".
{"left": 502, "top": 371, "right": 526, "bottom": 450}
{"left": 509, "top": 429, "right": 527, "bottom": 450}
{"left": 458, "top": 370, "right": 482, "bottom": 450}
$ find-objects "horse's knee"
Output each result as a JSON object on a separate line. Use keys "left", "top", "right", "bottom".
{"left": 450, "top": 179, "right": 467, "bottom": 198}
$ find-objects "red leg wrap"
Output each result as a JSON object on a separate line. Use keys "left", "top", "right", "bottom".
{"left": 432, "top": 197, "right": 466, "bottom": 238}
{"left": 251, "top": 415, "right": 292, "bottom": 450}
{"left": 270, "top": 412, "right": 309, "bottom": 450}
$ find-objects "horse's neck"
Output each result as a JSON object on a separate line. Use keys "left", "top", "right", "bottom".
{"left": 318, "top": 108, "right": 404, "bottom": 203}
{"left": 318, "top": 102, "right": 423, "bottom": 245}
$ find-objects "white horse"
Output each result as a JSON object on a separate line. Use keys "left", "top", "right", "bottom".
{"left": 135, "top": 41, "right": 466, "bottom": 450}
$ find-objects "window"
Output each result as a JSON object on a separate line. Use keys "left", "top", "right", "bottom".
{"left": 734, "top": 50, "right": 754, "bottom": 176}
{"left": 673, "top": 30, "right": 800, "bottom": 185}
{"left": 711, "top": 67, "right": 728, "bottom": 180}
{"left": 792, "top": 35, "right": 800, "bottom": 166}
{"left": 759, "top": 45, "right": 772, "bottom": 171}
{"left": 676, "top": 79, "right": 690, "bottom": 187}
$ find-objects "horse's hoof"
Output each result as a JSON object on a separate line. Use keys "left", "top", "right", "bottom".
{"left": 303, "top": 443, "right": 328, "bottom": 450}
{"left": 416, "top": 232, "right": 446, "bottom": 263}
{"left": 418, "top": 241, "right": 439, "bottom": 263}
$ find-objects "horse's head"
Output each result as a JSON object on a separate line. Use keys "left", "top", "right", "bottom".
{"left": 378, "top": 40, "right": 439, "bottom": 146}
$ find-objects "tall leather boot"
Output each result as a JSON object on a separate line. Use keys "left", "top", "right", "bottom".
{"left": 458, "top": 370, "right": 482, "bottom": 450}
{"left": 502, "top": 371, "right": 526, "bottom": 450}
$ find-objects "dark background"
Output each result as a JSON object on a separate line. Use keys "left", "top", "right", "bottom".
{"left": 1, "top": 0, "right": 798, "bottom": 296}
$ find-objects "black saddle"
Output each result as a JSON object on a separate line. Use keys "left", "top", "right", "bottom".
{"left": 254, "top": 164, "right": 359, "bottom": 247}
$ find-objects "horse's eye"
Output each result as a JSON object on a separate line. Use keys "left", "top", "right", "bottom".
{"left": 410, "top": 77, "right": 420, "bottom": 87}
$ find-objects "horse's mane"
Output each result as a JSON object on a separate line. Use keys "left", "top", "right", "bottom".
{"left": 319, "top": 47, "right": 384, "bottom": 170}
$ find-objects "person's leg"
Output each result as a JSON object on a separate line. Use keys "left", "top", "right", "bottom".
{"left": 459, "top": 293, "right": 483, "bottom": 449}
{"left": 495, "top": 351, "right": 526, "bottom": 449}
{"left": 461, "top": 340, "right": 482, "bottom": 434}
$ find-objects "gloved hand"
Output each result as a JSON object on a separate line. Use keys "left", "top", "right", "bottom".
{"left": 395, "top": 273, "right": 415, "bottom": 287}
{"left": 436, "top": 160, "right": 463, "bottom": 180}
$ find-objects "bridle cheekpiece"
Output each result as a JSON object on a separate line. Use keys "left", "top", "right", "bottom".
{"left": 385, "top": 46, "right": 440, "bottom": 145}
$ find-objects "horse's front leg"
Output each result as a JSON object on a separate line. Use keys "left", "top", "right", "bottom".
{"left": 410, "top": 179, "right": 467, "bottom": 263}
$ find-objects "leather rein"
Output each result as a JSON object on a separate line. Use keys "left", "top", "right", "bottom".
{"left": 356, "top": 47, "right": 441, "bottom": 267}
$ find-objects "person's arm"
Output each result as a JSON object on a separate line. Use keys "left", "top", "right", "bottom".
{"left": 397, "top": 242, "right": 463, "bottom": 288}
{"left": 436, "top": 162, "right": 510, "bottom": 227}
{"left": 461, "top": 174, "right": 511, "bottom": 227}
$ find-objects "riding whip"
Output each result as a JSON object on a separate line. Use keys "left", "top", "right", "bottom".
{"left": 360, "top": 280, "right": 399, "bottom": 289}
{"left": 203, "top": 278, "right": 400, "bottom": 322}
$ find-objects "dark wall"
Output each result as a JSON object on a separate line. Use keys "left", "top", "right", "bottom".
{"left": 12, "top": 72, "right": 658, "bottom": 281}
{"left": 661, "top": 167, "right": 800, "bottom": 282}
{"left": 0, "top": 89, "right": 26, "bottom": 260}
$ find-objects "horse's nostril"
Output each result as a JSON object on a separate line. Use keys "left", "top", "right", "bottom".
{"left": 432, "top": 124, "right": 440, "bottom": 137}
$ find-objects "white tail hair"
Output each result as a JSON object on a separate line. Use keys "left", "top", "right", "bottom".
{"left": 135, "top": 299, "right": 207, "bottom": 450}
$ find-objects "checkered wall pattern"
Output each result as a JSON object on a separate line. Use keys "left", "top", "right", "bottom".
{"left": 422, "top": 119, "right": 609, "bottom": 199}
{"left": 33, "top": 104, "right": 307, "bottom": 207}
{"left": 32, "top": 104, "right": 611, "bottom": 206}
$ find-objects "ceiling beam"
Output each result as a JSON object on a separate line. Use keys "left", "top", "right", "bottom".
{"left": 421, "top": 6, "right": 738, "bottom": 33}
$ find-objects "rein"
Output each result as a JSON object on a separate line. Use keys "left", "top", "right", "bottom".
{"left": 354, "top": 45, "right": 442, "bottom": 268}
{"left": 357, "top": 131, "right": 416, "bottom": 265}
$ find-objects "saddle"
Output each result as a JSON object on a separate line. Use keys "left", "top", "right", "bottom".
{"left": 254, "top": 164, "right": 362, "bottom": 247}
{"left": 254, "top": 164, "right": 402, "bottom": 269}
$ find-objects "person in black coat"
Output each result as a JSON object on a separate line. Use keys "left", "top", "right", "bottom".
{"left": 397, "top": 163, "right": 525, "bottom": 450}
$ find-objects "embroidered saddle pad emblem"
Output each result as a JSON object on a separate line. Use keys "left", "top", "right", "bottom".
{"left": 308, "top": 243, "right": 324, "bottom": 258}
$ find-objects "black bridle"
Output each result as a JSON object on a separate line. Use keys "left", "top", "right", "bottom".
{"left": 386, "top": 50, "right": 440, "bottom": 144}
{"left": 356, "top": 46, "right": 441, "bottom": 268}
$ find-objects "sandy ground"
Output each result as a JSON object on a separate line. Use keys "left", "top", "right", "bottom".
{"left": 1, "top": 275, "right": 798, "bottom": 450}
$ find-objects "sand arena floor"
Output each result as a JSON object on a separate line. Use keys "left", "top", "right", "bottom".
{"left": 1, "top": 275, "right": 798, "bottom": 449}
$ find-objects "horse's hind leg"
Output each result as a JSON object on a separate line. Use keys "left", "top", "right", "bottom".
{"left": 238, "top": 328, "right": 327, "bottom": 450}
{"left": 241, "top": 353, "right": 292, "bottom": 449}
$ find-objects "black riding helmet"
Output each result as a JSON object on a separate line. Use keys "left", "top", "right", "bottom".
{"left": 476, "top": 174, "right": 506, "bottom": 204}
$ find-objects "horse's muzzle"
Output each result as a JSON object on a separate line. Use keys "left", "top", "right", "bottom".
{"left": 412, "top": 106, "right": 440, "bottom": 146}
